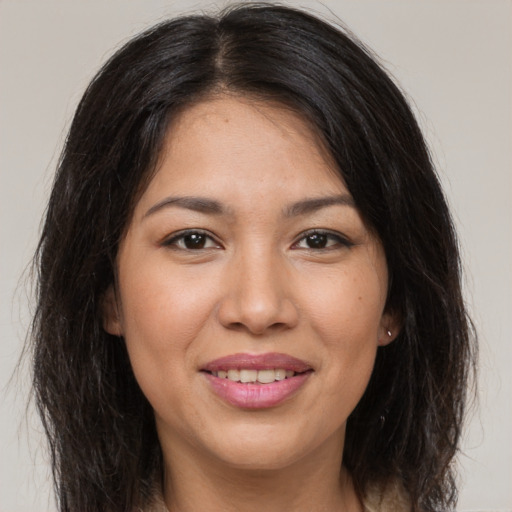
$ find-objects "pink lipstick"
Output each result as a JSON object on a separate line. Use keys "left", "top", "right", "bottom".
{"left": 201, "top": 352, "right": 313, "bottom": 409}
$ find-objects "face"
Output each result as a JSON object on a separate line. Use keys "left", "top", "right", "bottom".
{"left": 104, "top": 96, "right": 397, "bottom": 472}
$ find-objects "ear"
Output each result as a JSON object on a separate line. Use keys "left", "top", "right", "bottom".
{"left": 101, "top": 285, "right": 123, "bottom": 336}
{"left": 377, "top": 309, "right": 401, "bottom": 346}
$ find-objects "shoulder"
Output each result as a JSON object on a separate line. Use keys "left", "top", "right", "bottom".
{"left": 137, "top": 496, "right": 168, "bottom": 512}
{"left": 362, "top": 480, "right": 411, "bottom": 512}
{"left": 140, "top": 478, "right": 410, "bottom": 512}
{"left": 135, "top": 480, "right": 168, "bottom": 512}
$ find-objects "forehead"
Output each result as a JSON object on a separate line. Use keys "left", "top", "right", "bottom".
{"left": 169, "top": 94, "right": 329, "bottom": 150}
{"left": 136, "top": 95, "right": 348, "bottom": 214}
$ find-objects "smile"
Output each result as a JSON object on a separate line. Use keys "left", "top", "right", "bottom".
{"left": 201, "top": 353, "right": 313, "bottom": 408}
{"left": 210, "top": 368, "right": 295, "bottom": 383}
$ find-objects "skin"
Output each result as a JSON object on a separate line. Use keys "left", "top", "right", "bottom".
{"left": 104, "top": 96, "right": 398, "bottom": 512}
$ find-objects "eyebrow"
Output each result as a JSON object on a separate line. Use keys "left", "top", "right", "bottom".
{"left": 283, "top": 194, "right": 355, "bottom": 217}
{"left": 144, "top": 196, "right": 228, "bottom": 218}
{"left": 143, "top": 193, "right": 355, "bottom": 219}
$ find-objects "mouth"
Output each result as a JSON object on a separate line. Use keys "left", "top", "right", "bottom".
{"left": 206, "top": 368, "right": 301, "bottom": 384}
{"left": 201, "top": 353, "right": 313, "bottom": 408}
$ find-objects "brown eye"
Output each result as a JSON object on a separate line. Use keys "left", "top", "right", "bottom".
{"left": 182, "top": 233, "right": 208, "bottom": 249}
{"left": 164, "top": 230, "right": 221, "bottom": 250}
{"left": 293, "top": 230, "right": 353, "bottom": 250}
{"left": 304, "top": 233, "right": 329, "bottom": 249}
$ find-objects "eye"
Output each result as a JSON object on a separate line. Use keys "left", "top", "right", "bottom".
{"left": 292, "top": 230, "right": 353, "bottom": 250}
{"left": 163, "top": 230, "right": 221, "bottom": 250}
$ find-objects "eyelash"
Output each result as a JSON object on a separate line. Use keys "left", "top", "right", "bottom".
{"left": 162, "top": 229, "right": 222, "bottom": 251}
{"left": 162, "top": 229, "right": 353, "bottom": 252}
{"left": 291, "top": 229, "right": 354, "bottom": 251}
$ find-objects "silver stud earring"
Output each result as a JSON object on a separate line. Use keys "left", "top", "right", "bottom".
{"left": 386, "top": 330, "right": 392, "bottom": 337}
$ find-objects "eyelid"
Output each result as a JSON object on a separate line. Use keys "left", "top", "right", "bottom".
{"left": 291, "top": 229, "right": 354, "bottom": 250}
{"left": 161, "top": 229, "right": 222, "bottom": 250}
{"left": 161, "top": 228, "right": 352, "bottom": 251}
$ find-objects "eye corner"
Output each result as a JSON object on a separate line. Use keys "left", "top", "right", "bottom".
{"left": 161, "top": 229, "right": 223, "bottom": 251}
{"left": 291, "top": 229, "right": 354, "bottom": 251}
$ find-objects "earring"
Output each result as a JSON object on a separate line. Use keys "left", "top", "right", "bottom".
{"left": 386, "top": 330, "right": 392, "bottom": 337}
{"left": 379, "top": 407, "right": 389, "bottom": 428}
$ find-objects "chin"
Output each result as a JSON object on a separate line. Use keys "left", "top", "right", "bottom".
{"left": 204, "top": 423, "right": 336, "bottom": 472}
{"left": 219, "top": 448, "right": 305, "bottom": 472}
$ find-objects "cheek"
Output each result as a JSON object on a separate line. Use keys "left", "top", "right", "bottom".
{"left": 304, "top": 266, "right": 386, "bottom": 343}
{"left": 120, "top": 261, "right": 216, "bottom": 340}
{"left": 302, "top": 265, "right": 385, "bottom": 408}
{"left": 116, "top": 263, "right": 218, "bottom": 398}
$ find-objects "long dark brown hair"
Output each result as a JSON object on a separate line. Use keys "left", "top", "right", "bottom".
{"left": 29, "top": 3, "right": 476, "bottom": 511}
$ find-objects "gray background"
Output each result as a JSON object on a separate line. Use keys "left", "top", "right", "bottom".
{"left": 1, "top": 1, "right": 511, "bottom": 510}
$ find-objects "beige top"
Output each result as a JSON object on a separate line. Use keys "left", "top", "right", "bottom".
{"left": 143, "top": 480, "right": 410, "bottom": 512}
{"left": 363, "top": 481, "right": 411, "bottom": 512}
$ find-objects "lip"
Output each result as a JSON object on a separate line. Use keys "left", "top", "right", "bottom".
{"left": 201, "top": 352, "right": 313, "bottom": 409}
{"left": 201, "top": 352, "right": 312, "bottom": 373}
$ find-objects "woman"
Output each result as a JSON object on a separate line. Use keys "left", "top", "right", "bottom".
{"left": 30, "top": 3, "right": 475, "bottom": 511}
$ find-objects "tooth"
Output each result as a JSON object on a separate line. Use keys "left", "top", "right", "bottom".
{"left": 285, "top": 370, "right": 294, "bottom": 378}
{"left": 227, "top": 369, "right": 240, "bottom": 382}
{"left": 257, "top": 369, "right": 276, "bottom": 384}
{"left": 218, "top": 370, "right": 227, "bottom": 379}
{"left": 274, "top": 369, "right": 286, "bottom": 381}
{"left": 240, "top": 369, "right": 258, "bottom": 383}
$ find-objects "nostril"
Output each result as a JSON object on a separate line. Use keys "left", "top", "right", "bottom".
{"left": 217, "top": 289, "right": 299, "bottom": 334}
{"left": 228, "top": 322, "right": 249, "bottom": 332}
{"left": 242, "top": 321, "right": 291, "bottom": 336}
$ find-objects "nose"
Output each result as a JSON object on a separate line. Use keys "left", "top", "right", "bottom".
{"left": 217, "top": 249, "right": 299, "bottom": 335}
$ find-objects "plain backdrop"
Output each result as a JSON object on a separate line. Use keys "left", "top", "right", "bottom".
{"left": 1, "top": 1, "right": 511, "bottom": 511}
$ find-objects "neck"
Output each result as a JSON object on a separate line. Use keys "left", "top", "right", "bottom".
{"left": 160, "top": 430, "right": 362, "bottom": 512}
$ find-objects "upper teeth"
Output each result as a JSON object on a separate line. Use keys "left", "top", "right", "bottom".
{"left": 213, "top": 369, "right": 295, "bottom": 383}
